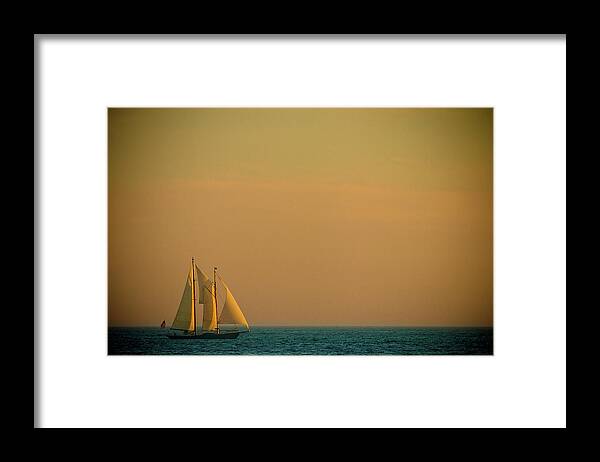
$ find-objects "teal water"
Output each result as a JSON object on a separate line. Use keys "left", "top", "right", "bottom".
{"left": 108, "top": 327, "right": 493, "bottom": 355}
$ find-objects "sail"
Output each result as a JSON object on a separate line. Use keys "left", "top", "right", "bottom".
{"left": 196, "top": 264, "right": 217, "bottom": 331}
{"left": 218, "top": 278, "right": 250, "bottom": 331}
{"left": 201, "top": 284, "right": 218, "bottom": 331}
{"left": 171, "top": 270, "right": 194, "bottom": 331}
{"left": 195, "top": 265, "right": 211, "bottom": 296}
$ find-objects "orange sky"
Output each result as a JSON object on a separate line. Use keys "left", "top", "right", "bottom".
{"left": 108, "top": 108, "right": 492, "bottom": 326}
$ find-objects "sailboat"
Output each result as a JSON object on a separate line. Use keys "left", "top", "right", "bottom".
{"left": 167, "top": 257, "right": 250, "bottom": 340}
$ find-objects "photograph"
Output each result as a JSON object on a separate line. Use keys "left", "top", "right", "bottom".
{"left": 36, "top": 35, "right": 566, "bottom": 429}
{"left": 108, "top": 108, "right": 493, "bottom": 355}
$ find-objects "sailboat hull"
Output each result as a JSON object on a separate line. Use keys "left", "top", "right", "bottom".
{"left": 167, "top": 331, "right": 241, "bottom": 340}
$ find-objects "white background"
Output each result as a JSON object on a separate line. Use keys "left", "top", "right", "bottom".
{"left": 36, "top": 35, "right": 566, "bottom": 428}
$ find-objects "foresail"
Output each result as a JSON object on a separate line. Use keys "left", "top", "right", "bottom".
{"left": 218, "top": 279, "right": 250, "bottom": 331}
{"left": 171, "top": 272, "right": 194, "bottom": 331}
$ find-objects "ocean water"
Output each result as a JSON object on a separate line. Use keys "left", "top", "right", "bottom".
{"left": 108, "top": 327, "right": 493, "bottom": 355}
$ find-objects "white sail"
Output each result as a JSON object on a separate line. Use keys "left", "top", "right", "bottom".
{"left": 218, "top": 277, "right": 250, "bottom": 331}
{"left": 171, "top": 269, "right": 195, "bottom": 332}
{"left": 201, "top": 285, "right": 218, "bottom": 331}
{"left": 195, "top": 265, "right": 211, "bottom": 294}
{"left": 196, "top": 264, "right": 217, "bottom": 331}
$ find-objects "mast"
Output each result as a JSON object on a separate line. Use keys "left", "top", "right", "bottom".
{"left": 214, "top": 267, "right": 218, "bottom": 333}
{"left": 192, "top": 257, "right": 196, "bottom": 335}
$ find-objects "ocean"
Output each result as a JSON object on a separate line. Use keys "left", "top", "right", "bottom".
{"left": 108, "top": 327, "right": 493, "bottom": 355}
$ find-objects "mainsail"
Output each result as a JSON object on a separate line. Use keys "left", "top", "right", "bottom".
{"left": 171, "top": 268, "right": 195, "bottom": 332}
{"left": 218, "top": 277, "right": 250, "bottom": 331}
{"left": 195, "top": 264, "right": 218, "bottom": 332}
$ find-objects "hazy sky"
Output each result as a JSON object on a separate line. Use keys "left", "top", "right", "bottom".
{"left": 108, "top": 108, "right": 492, "bottom": 327}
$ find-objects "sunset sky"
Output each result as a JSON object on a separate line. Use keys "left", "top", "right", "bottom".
{"left": 108, "top": 108, "right": 492, "bottom": 327}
